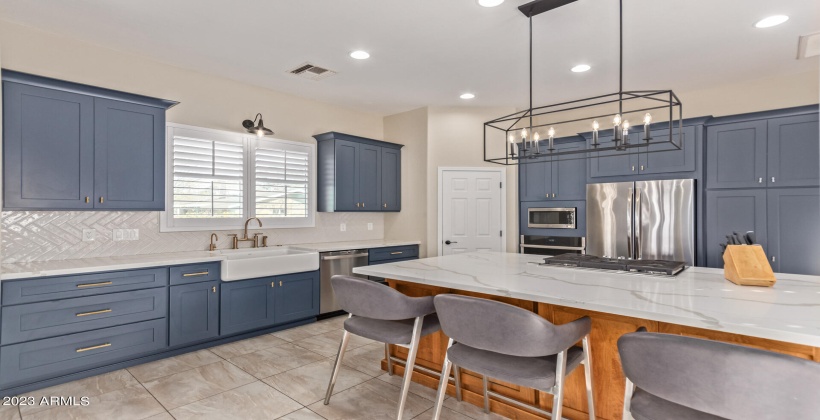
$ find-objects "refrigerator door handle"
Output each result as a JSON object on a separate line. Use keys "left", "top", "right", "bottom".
{"left": 627, "top": 188, "right": 633, "bottom": 259}
{"left": 635, "top": 188, "right": 642, "bottom": 260}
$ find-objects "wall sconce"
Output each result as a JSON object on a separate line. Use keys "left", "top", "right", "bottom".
{"left": 242, "top": 113, "right": 274, "bottom": 137}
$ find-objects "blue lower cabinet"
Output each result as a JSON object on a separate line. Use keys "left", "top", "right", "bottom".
{"left": 0, "top": 319, "right": 167, "bottom": 389}
{"left": 170, "top": 281, "right": 220, "bottom": 347}
{"left": 273, "top": 271, "right": 320, "bottom": 324}
{"left": 220, "top": 277, "right": 276, "bottom": 336}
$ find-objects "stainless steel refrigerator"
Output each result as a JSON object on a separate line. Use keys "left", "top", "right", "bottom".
{"left": 586, "top": 179, "right": 695, "bottom": 265}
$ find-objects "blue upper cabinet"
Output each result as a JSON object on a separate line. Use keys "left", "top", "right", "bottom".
{"left": 314, "top": 132, "right": 403, "bottom": 212}
{"left": 706, "top": 120, "right": 768, "bottom": 189}
{"left": 766, "top": 114, "right": 819, "bottom": 188}
{"left": 518, "top": 154, "right": 552, "bottom": 201}
{"left": 94, "top": 98, "right": 166, "bottom": 209}
{"left": 518, "top": 138, "right": 586, "bottom": 201}
{"left": 2, "top": 70, "right": 177, "bottom": 211}
{"left": 3, "top": 82, "right": 95, "bottom": 209}
{"left": 552, "top": 140, "right": 587, "bottom": 200}
{"left": 589, "top": 123, "right": 700, "bottom": 178}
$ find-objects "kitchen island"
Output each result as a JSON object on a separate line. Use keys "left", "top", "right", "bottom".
{"left": 353, "top": 252, "right": 820, "bottom": 420}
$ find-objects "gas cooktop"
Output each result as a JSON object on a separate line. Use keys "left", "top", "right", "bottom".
{"left": 541, "top": 253, "right": 687, "bottom": 276}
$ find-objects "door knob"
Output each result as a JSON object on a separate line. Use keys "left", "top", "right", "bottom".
{"left": 445, "top": 240, "right": 458, "bottom": 245}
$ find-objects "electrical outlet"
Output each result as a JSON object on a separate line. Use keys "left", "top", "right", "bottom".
{"left": 82, "top": 229, "right": 96, "bottom": 242}
{"left": 340, "top": 223, "right": 346, "bottom": 232}
{"left": 129, "top": 229, "right": 139, "bottom": 240}
{"left": 367, "top": 223, "right": 373, "bottom": 231}
{"left": 113, "top": 229, "right": 124, "bottom": 241}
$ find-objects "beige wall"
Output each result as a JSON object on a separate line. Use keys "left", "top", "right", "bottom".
{"left": 383, "top": 107, "right": 429, "bottom": 257}
{"left": 0, "top": 20, "right": 387, "bottom": 261}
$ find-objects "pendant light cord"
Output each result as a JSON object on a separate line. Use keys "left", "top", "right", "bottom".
{"left": 529, "top": 15, "right": 533, "bottom": 133}
{"left": 618, "top": 0, "right": 623, "bottom": 115}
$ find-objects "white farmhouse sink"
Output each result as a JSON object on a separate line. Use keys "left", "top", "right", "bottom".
{"left": 217, "top": 247, "right": 320, "bottom": 281}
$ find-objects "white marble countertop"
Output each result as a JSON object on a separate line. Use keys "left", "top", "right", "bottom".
{"left": 0, "top": 239, "right": 420, "bottom": 281}
{"left": 353, "top": 252, "right": 820, "bottom": 347}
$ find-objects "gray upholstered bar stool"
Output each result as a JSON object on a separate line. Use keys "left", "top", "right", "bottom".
{"left": 618, "top": 331, "right": 820, "bottom": 420}
{"left": 431, "top": 294, "right": 595, "bottom": 420}
{"left": 324, "top": 275, "right": 445, "bottom": 420}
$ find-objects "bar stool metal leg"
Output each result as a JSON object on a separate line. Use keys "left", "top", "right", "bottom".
{"left": 482, "top": 375, "right": 490, "bottom": 413}
{"left": 552, "top": 350, "right": 567, "bottom": 420}
{"left": 582, "top": 334, "right": 595, "bottom": 420}
{"left": 453, "top": 365, "right": 463, "bottom": 401}
{"left": 385, "top": 343, "right": 394, "bottom": 376}
{"left": 396, "top": 316, "right": 424, "bottom": 420}
{"left": 622, "top": 377, "right": 635, "bottom": 420}
{"left": 432, "top": 338, "right": 454, "bottom": 420}
{"left": 323, "top": 330, "right": 351, "bottom": 405}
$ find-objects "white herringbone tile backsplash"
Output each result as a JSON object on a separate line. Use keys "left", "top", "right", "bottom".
{"left": 1, "top": 211, "right": 384, "bottom": 263}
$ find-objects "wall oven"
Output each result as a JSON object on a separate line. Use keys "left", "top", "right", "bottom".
{"left": 519, "top": 235, "right": 585, "bottom": 256}
{"left": 527, "top": 207, "right": 576, "bottom": 229}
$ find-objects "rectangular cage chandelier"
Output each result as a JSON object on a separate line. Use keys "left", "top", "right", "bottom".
{"left": 484, "top": 0, "right": 684, "bottom": 165}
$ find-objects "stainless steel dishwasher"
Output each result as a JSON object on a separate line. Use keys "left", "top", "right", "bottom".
{"left": 319, "top": 249, "right": 369, "bottom": 314}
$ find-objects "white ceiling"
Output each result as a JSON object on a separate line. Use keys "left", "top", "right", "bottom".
{"left": 0, "top": 0, "right": 817, "bottom": 116}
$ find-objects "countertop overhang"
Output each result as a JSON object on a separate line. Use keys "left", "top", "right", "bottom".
{"left": 353, "top": 252, "right": 820, "bottom": 347}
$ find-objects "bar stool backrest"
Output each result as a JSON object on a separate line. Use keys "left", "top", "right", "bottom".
{"left": 618, "top": 332, "right": 820, "bottom": 420}
{"left": 434, "top": 294, "right": 590, "bottom": 357}
{"left": 331, "top": 275, "right": 435, "bottom": 320}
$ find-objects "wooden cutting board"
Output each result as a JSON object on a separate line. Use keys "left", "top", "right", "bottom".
{"left": 723, "top": 245, "right": 776, "bottom": 287}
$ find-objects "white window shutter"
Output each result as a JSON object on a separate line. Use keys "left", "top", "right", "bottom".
{"left": 172, "top": 136, "right": 244, "bottom": 218}
{"left": 254, "top": 141, "right": 310, "bottom": 218}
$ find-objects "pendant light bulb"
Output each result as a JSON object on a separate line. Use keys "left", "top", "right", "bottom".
{"left": 521, "top": 128, "right": 528, "bottom": 139}
{"left": 508, "top": 134, "right": 515, "bottom": 143}
{"left": 622, "top": 120, "right": 630, "bottom": 131}
{"left": 533, "top": 132, "right": 540, "bottom": 141}
{"left": 613, "top": 114, "right": 622, "bottom": 126}
{"left": 257, "top": 129, "right": 264, "bottom": 137}
{"left": 548, "top": 127, "right": 555, "bottom": 138}
{"left": 643, "top": 113, "right": 652, "bottom": 125}
{"left": 592, "top": 120, "right": 599, "bottom": 130}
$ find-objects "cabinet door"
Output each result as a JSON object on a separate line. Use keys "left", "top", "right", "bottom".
{"left": 639, "top": 125, "right": 697, "bottom": 174}
{"left": 273, "top": 271, "right": 320, "bottom": 324}
{"left": 3, "top": 82, "right": 94, "bottom": 209}
{"left": 519, "top": 155, "right": 552, "bottom": 201}
{"left": 767, "top": 114, "right": 819, "bottom": 188}
{"left": 357, "top": 143, "right": 381, "bottom": 210}
{"left": 588, "top": 135, "right": 640, "bottom": 178}
{"left": 220, "top": 277, "right": 275, "bottom": 336}
{"left": 170, "top": 281, "right": 220, "bottom": 347}
{"left": 94, "top": 98, "right": 165, "bottom": 210}
{"left": 705, "top": 190, "right": 767, "bottom": 268}
{"left": 706, "top": 120, "right": 767, "bottom": 189}
{"left": 552, "top": 142, "right": 586, "bottom": 200}
{"left": 767, "top": 188, "right": 820, "bottom": 275}
{"left": 380, "top": 147, "right": 401, "bottom": 211}
{"left": 334, "top": 140, "right": 359, "bottom": 211}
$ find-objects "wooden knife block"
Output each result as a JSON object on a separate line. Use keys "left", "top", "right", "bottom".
{"left": 723, "top": 245, "right": 776, "bottom": 287}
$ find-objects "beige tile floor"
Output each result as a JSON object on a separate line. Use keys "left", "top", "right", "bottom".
{"left": 0, "top": 316, "right": 508, "bottom": 420}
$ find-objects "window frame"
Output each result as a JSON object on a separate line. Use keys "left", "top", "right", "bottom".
{"left": 160, "top": 123, "right": 316, "bottom": 232}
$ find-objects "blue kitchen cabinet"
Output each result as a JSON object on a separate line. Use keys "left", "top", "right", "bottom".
{"left": 170, "top": 280, "right": 220, "bottom": 347}
{"left": 93, "top": 98, "right": 166, "bottom": 210}
{"left": 639, "top": 125, "right": 697, "bottom": 175}
{"left": 273, "top": 271, "right": 320, "bottom": 324}
{"left": 766, "top": 114, "right": 819, "bottom": 188}
{"left": 220, "top": 276, "right": 276, "bottom": 336}
{"left": 380, "top": 147, "right": 401, "bottom": 211}
{"left": 2, "top": 81, "right": 95, "bottom": 210}
{"left": 705, "top": 189, "right": 767, "bottom": 268}
{"left": 518, "top": 138, "right": 586, "bottom": 201}
{"left": 1, "top": 70, "right": 176, "bottom": 211}
{"left": 518, "top": 154, "right": 552, "bottom": 201}
{"left": 588, "top": 132, "right": 638, "bottom": 178}
{"left": 315, "top": 132, "right": 403, "bottom": 212}
{"left": 766, "top": 188, "right": 820, "bottom": 275}
{"left": 706, "top": 120, "right": 768, "bottom": 189}
{"left": 552, "top": 141, "right": 587, "bottom": 200}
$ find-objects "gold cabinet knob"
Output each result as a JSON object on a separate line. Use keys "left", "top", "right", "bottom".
{"left": 271, "top": 281, "right": 275, "bottom": 288}
{"left": 85, "top": 197, "right": 90, "bottom": 203}
{"left": 279, "top": 281, "right": 283, "bottom": 287}
{"left": 99, "top": 196, "right": 104, "bottom": 204}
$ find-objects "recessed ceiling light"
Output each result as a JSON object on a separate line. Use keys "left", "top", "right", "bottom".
{"left": 350, "top": 50, "right": 370, "bottom": 60}
{"left": 460, "top": 93, "right": 476, "bottom": 100}
{"left": 754, "top": 15, "right": 789, "bottom": 28}
{"left": 571, "top": 64, "right": 591, "bottom": 73}
{"left": 477, "top": 0, "right": 504, "bottom": 7}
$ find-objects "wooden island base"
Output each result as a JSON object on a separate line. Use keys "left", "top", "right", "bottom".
{"left": 384, "top": 280, "right": 820, "bottom": 420}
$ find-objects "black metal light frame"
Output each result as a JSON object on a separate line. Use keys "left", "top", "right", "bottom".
{"left": 483, "top": 0, "right": 684, "bottom": 165}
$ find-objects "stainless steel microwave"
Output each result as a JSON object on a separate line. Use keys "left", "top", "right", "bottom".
{"left": 527, "top": 207, "right": 576, "bottom": 229}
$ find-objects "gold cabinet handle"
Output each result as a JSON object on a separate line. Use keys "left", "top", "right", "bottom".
{"left": 640, "top": 165, "right": 645, "bottom": 171}
{"left": 182, "top": 271, "right": 209, "bottom": 277}
{"left": 362, "top": 202, "right": 365, "bottom": 208}
{"left": 279, "top": 281, "right": 283, "bottom": 287}
{"left": 632, "top": 165, "right": 635, "bottom": 171}
{"left": 271, "top": 281, "right": 275, "bottom": 288}
{"left": 383, "top": 203, "right": 387, "bottom": 208}
{"left": 552, "top": 193, "right": 556, "bottom": 198}
{"left": 99, "top": 197, "right": 104, "bottom": 204}
{"left": 77, "top": 281, "right": 113, "bottom": 289}
{"left": 356, "top": 203, "right": 360, "bottom": 208}
{"left": 390, "top": 252, "right": 403, "bottom": 255}
{"left": 85, "top": 197, "right": 90, "bottom": 203}
{"left": 76, "top": 309, "right": 112, "bottom": 317}
{"left": 212, "top": 286, "right": 217, "bottom": 293}
{"left": 76, "top": 343, "right": 111, "bottom": 353}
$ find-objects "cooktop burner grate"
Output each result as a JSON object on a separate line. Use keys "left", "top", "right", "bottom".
{"left": 541, "top": 253, "right": 686, "bottom": 276}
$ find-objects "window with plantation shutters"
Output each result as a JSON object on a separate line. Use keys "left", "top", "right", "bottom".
{"left": 162, "top": 124, "right": 315, "bottom": 232}
{"left": 254, "top": 141, "right": 310, "bottom": 219}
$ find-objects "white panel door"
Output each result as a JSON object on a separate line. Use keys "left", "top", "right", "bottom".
{"left": 441, "top": 169, "right": 504, "bottom": 255}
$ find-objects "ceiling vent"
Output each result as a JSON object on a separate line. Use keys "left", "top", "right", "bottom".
{"left": 797, "top": 32, "right": 820, "bottom": 59}
{"left": 288, "top": 62, "right": 337, "bottom": 81}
